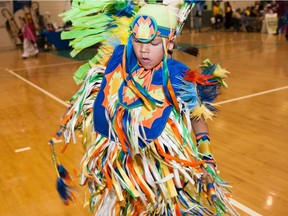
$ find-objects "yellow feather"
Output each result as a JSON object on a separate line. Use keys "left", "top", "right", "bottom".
{"left": 190, "top": 104, "right": 215, "bottom": 121}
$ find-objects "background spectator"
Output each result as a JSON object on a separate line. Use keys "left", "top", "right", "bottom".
{"left": 224, "top": 1, "right": 233, "bottom": 29}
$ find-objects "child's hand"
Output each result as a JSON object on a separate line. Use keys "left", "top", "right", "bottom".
{"left": 201, "top": 163, "right": 215, "bottom": 184}
{"left": 202, "top": 162, "right": 218, "bottom": 202}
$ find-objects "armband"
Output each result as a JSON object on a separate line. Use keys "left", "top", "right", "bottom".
{"left": 196, "top": 132, "right": 214, "bottom": 160}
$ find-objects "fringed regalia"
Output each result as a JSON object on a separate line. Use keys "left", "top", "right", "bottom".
{"left": 49, "top": 1, "right": 239, "bottom": 215}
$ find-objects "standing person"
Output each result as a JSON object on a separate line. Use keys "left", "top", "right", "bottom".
{"left": 192, "top": 3, "right": 202, "bottom": 33}
{"left": 224, "top": 1, "right": 233, "bottom": 29}
{"left": 18, "top": 17, "right": 39, "bottom": 59}
{"left": 50, "top": 2, "right": 239, "bottom": 216}
{"left": 213, "top": 1, "right": 223, "bottom": 29}
{"left": 286, "top": 11, "right": 288, "bottom": 41}
{"left": 274, "top": 0, "right": 288, "bottom": 35}
{"left": 233, "top": 8, "right": 242, "bottom": 32}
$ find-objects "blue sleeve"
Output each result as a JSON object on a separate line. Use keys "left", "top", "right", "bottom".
{"left": 167, "top": 59, "right": 188, "bottom": 90}
{"left": 105, "top": 45, "right": 124, "bottom": 74}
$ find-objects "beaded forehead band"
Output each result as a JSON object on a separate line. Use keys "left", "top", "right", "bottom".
{"left": 131, "top": 15, "right": 174, "bottom": 42}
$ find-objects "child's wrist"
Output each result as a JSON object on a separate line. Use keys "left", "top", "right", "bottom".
{"left": 202, "top": 155, "right": 216, "bottom": 168}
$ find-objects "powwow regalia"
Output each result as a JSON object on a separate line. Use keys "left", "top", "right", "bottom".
{"left": 49, "top": 0, "right": 239, "bottom": 215}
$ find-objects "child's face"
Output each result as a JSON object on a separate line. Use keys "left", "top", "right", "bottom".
{"left": 132, "top": 35, "right": 171, "bottom": 70}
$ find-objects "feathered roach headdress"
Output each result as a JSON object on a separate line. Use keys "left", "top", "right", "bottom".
{"left": 60, "top": 0, "right": 204, "bottom": 84}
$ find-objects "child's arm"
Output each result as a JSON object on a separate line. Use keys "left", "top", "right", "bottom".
{"left": 191, "top": 117, "right": 208, "bottom": 135}
{"left": 191, "top": 117, "right": 216, "bottom": 186}
{"left": 191, "top": 117, "right": 214, "bottom": 163}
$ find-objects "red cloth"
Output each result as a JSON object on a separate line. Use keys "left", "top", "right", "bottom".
{"left": 23, "top": 24, "right": 36, "bottom": 43}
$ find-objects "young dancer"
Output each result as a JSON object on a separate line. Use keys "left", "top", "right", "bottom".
{"left": 18, "top": 17, "right": 39, "bottom": 59}
{"left": 50, "top": 2, "right": 238, "bottom": 215}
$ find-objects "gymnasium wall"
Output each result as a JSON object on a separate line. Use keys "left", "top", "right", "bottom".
{"left": 0, "top": 0, "right": 70, "bottom": 50}
{"left": 36, "top": 0, "right": 71, "bottom": 28}
{"left": 0, "top": 0, "right": 259, "bottom": 50}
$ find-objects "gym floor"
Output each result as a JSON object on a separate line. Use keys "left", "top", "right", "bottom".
{"left": 0, "top": 30, "right": 287, "bottom": 216}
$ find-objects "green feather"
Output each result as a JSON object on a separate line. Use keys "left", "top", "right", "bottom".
{"left": 73, "top": 62, "right": 91, "bottom": 84}
{"left": 62, "top": 27, "right": 108, "bottom": 40}
{"left": 72, "top": 34, "right": 108, "bottom": 49}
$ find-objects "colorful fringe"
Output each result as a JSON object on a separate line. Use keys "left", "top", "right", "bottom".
{"left": 49, "top": 59, "right": 238, "bottom": 215}
{"left": 48, "top": 65, "right": 105, "bottom": 204}
{"left": 78, "top": 106, "right": 238, "bottom": 215}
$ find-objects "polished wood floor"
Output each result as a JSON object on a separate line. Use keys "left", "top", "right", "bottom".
{"left": 0, "top": 30, "right": 287, "bottom": 216}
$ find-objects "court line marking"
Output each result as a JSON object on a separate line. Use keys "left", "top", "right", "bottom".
{"left": 209, "top": 39, "right": 285, "bottom": 48}
{"left": 215, "top": 86, "right": 288, "bottom": 105}
{"left": 230, "top": 198, "right": 263, "bottom": 216}
{"left": 15, "top": 147, "right": 31, "bottom": 153}
{"left": 6, "top": 68, "right": 69, "bottom": 107}
{"left": 54, "top": 139, "right": 63, "bottom": 143}
{"left": 209, "top": 40, "right": 257, "bottom": 47}
{"left": 11, "top": 61, "right": 81, "bottom": 72}
{"left": 7, "top": 67, "right": 278, "bottom": 215}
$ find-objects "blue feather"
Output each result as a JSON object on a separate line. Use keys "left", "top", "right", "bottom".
{"left": 175, "top": 78, "right": 198, "bottom": 110}
{"left": 115, "top": 0, "right": 134, "bottom": 17}
{"left": 197, "top": 84, "right": 218, "bottom": 103}
{"left": 184, "top": 0, "right": 205, "bottom": 4}
{"left": 57, "top": 165, "right": 69, "bottom": 179}
{"left": 56, "top": 178, "right": 74, "bottom": 205}
{"left": 56, "top": 165, "right": 74, "bottom": 205}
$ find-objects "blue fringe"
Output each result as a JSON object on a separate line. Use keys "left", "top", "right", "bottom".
{"left": 175, "top": 78, "right": 198, "bottom": 110}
